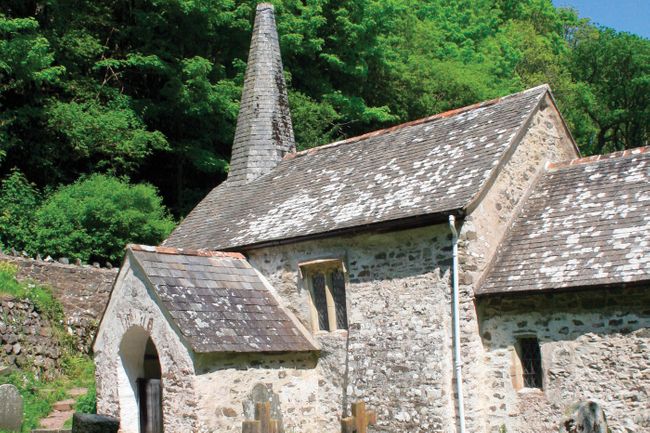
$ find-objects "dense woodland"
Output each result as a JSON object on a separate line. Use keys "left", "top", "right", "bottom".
{"left": 0, "top": 0, "right": 649, "bottom": 262}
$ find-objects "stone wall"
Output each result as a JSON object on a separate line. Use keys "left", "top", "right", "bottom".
{"left": 478, "top": 287, "right": 650, "bottom": 433}
{"left": 0, "top": 297, "right": 64, "bottom": 380}
{"left": 193, "top": 352, "right": 321, "bottom": 433}
{"left": 246, "top": 224, "right": 457, "bottom": 433}
{"left": 453, "top": 96, "right": 578, "bottom": 433}
{"left": 0, "top": 253, "right": 118, "bottom": 352}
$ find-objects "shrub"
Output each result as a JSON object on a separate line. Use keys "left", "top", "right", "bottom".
{"left": 32, "top": 174, "right": 175, "bottom": 264}
{"left": 0, "top": 169, "right": 41, "bottom": 252}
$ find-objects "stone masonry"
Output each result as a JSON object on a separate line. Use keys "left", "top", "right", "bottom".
{"left": 0, "top": 297, "right": 64, "bottom": 379}
{"left": 478, "top": 287, "right": 650, "bottom": 433}
{"left": 246, "top": 225, "right": 456, "bottom": 433}
{"left": 228, "top": 3, "right": 295, "bottom": 185}
{"left": 0, "top": 253, "right": 117, "bottom": 352}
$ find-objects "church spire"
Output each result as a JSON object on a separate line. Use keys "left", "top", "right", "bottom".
{"left": 227, "top": 3, "right": 295, "bottom": 185}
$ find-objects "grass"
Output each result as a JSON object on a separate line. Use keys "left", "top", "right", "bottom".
{"left": 0, "top": 262, "right": 96, "bottom": 432}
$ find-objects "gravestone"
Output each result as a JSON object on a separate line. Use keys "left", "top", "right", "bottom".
{"left": 71, "top": 413, "right": 119, "bottom": 433}
{"left": 0, "top": 383, "right": 23, "bottom": 432}
{"left": 243, "top": 383, "right": 284, "bottom": 433}
{"left": 560, "top": 401, "right": 610, "bottom": 433}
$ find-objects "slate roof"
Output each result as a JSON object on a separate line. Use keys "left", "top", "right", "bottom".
{"left": 479, "top": 147, "right": 650, "bottom": 295}
{"left": 128, "top": 245, "right": 317, "bottom": 353}
{"left": 165, "top": 85, "right": 551, "bottom": 250}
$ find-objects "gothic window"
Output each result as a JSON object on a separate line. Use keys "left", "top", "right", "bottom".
{"left": 517, "top": 337, "right": 543, "bottom": 389}
{"left": 300, "top": 259, "right": 348, "bottom": 332}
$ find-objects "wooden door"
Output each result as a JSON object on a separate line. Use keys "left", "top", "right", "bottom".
{"left": 138, "top": 378, "right": 163, "bottom": 433}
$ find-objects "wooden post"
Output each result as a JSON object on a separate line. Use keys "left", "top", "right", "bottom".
{"left": 351, "top": 402, "right": 367, "bottom": 433}
{"left": 242, "top": 420, "right": 261, "bottom": 433}
{"left": 341, "top": 401, "right": 377, "bottom": 433}
{"left": 341, "top": 417, "right": 355, "bottom": 433}
{"left": 367, "top": 410, "right": 377, "bottom": 426}
{"left": 255, "top": 402, "right": 272, "bottom": 433}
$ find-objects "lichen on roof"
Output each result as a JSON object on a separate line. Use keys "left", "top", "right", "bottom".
{"left": 127, "top": 245, "right": 317, "bottom": 353}
{"left": 479, "top": 146, "right": 650, "bottom": 295}
{"left": 166, "top": 85, "right": 551, "bottom": 250}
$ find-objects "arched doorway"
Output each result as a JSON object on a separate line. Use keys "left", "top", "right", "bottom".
{"left": 118, "top": 327, "right": 164, "bottom": 433}
{"left": 138, "top": 338, "right": 163, "bottom": 433}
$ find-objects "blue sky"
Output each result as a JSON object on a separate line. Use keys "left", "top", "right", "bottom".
{"left": 552, "top": 0, "right": 649, "bottom": 38}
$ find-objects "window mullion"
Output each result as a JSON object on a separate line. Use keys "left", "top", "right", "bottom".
{"left": 325, "top": 272, "right": 337, "bottom": 331}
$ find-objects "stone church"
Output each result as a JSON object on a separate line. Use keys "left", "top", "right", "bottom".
{"left": 93, "top": 3, "right": 650, "bottom": 433}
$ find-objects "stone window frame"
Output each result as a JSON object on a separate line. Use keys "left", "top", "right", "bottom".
{"left": 511, "top": 335, "right": 544, "bottom": 391}
{"left": 299, "top": 258, "right": 349, "bottom": 333}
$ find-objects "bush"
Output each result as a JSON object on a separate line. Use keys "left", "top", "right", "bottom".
{"left": 32, "top": 174, "right": 175, "bottom": 264}
{"left": 0, "top": 169, "right": 41, "bottom": 252}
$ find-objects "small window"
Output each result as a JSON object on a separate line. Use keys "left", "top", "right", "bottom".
{"left": 517, "top": 337, "right": 543, "bottom": 389}
{"left": 300, "top": 260, "right": 348, "bottom": 332}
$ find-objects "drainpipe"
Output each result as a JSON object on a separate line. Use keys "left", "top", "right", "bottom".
{"left": 449, "top": 215, "right": 466, "bottom": 433}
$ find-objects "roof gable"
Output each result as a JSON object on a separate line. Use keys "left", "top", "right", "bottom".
{"left": 127, "top": 245, "right": 317, "bottom": 353}
{"left": 166, "top": 85, "right": 551, "bottom": 250}
{"left": 479, "top": 147, "right": 650, "bottom": 295}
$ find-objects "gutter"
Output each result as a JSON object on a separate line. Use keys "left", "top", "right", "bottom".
{"left": 448, "top": 215, "right": 466, "bottom": 433}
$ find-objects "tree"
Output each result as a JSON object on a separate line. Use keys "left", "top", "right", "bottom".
{"left": 32, "top": 175, "right": 175, "bottom": 264}
{"left": 569, "top": 28, "right": 650, "bottom": 153}
{"left": 0, "top": 169, "right": 41, "bottom": 252}
{"left": 0, "top": 0, "right": 647, "bottom": 218}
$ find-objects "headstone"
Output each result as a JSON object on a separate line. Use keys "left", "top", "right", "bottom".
{"left": 244, "top": 383, "right": 284, "bottom": 433}
{"left": 560, "top": 401, "right": 609, "bottom": 433}
{"left": 0, "top": 383, "right": 23, "bottom": 432}
{"left": 71, "top": 413, "right": 119, "bottom": 433}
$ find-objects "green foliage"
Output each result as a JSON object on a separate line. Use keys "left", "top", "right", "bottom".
{"left": 0, "top": 268, "right": 95, "bottom": 432}
{"left": 0, "top": 356, "right": 95, "bottom": 432}
{"left": 32, "top": 174, "right": 175, "bottom": 263}
{"left": 0, "top": 169, "right": 41, "bottom": 252}
{"left": 569, "top": 28, "right": 650, "bottom": 153}
{"left": 0, "top": 262, "right": 64, "bottom": 323}
{"left": 0, "top": 0, "right": 648, "bottom": 217}
{"left": 47, "top": 98, "right": 169, "bottom": 176}
{"left": 74, "top": 383, "right": 97, "bottom": 414}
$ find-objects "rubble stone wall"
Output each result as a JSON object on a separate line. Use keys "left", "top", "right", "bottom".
{"left": 246, "top": 224, "right": 457, "bottom": 433}
{"left": 0, "top": 254, "right": 117, "bottom": 351}
{"left": 478, "top": 287, "right": 650, "bottom": 433}
{"left": 0, "top": 297, "right": 64, "bottom": 380}
{"left": 456, "top": 94, "right": 579, "bottom": 432}
{"left": 193, "top": 352, "right": 321, "bottom": 433}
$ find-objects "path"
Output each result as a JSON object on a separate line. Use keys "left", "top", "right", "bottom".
{"left": 32, "top": 388, "right": 87, "bottom": 433}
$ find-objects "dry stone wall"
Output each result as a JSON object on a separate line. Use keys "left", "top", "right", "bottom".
{"left": 0, "top": 297, "right": 64, "bottom": 380}
{"left": 0, "top": 253, "right": 117, "bottom": 352}
{"left": 478, "top": 287, "right": 650, "bottom": 433}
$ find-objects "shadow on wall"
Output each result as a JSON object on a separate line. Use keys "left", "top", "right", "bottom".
{"left": 477, "top": 285, "right": 650, "bottom": 349}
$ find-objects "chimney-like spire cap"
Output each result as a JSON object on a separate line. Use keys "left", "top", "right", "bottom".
{"left": 227, "top": 2, "right": 295, "bottom": 185}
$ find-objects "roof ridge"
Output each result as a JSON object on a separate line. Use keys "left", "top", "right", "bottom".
{"left": 284, "top": 84, "right": 550, "bottom": 161}
{"left": 127, "top": 244, "right": 245, "bottom": 259}
{"left": 548, "top": 146, "right": 650, "bottom": 171}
